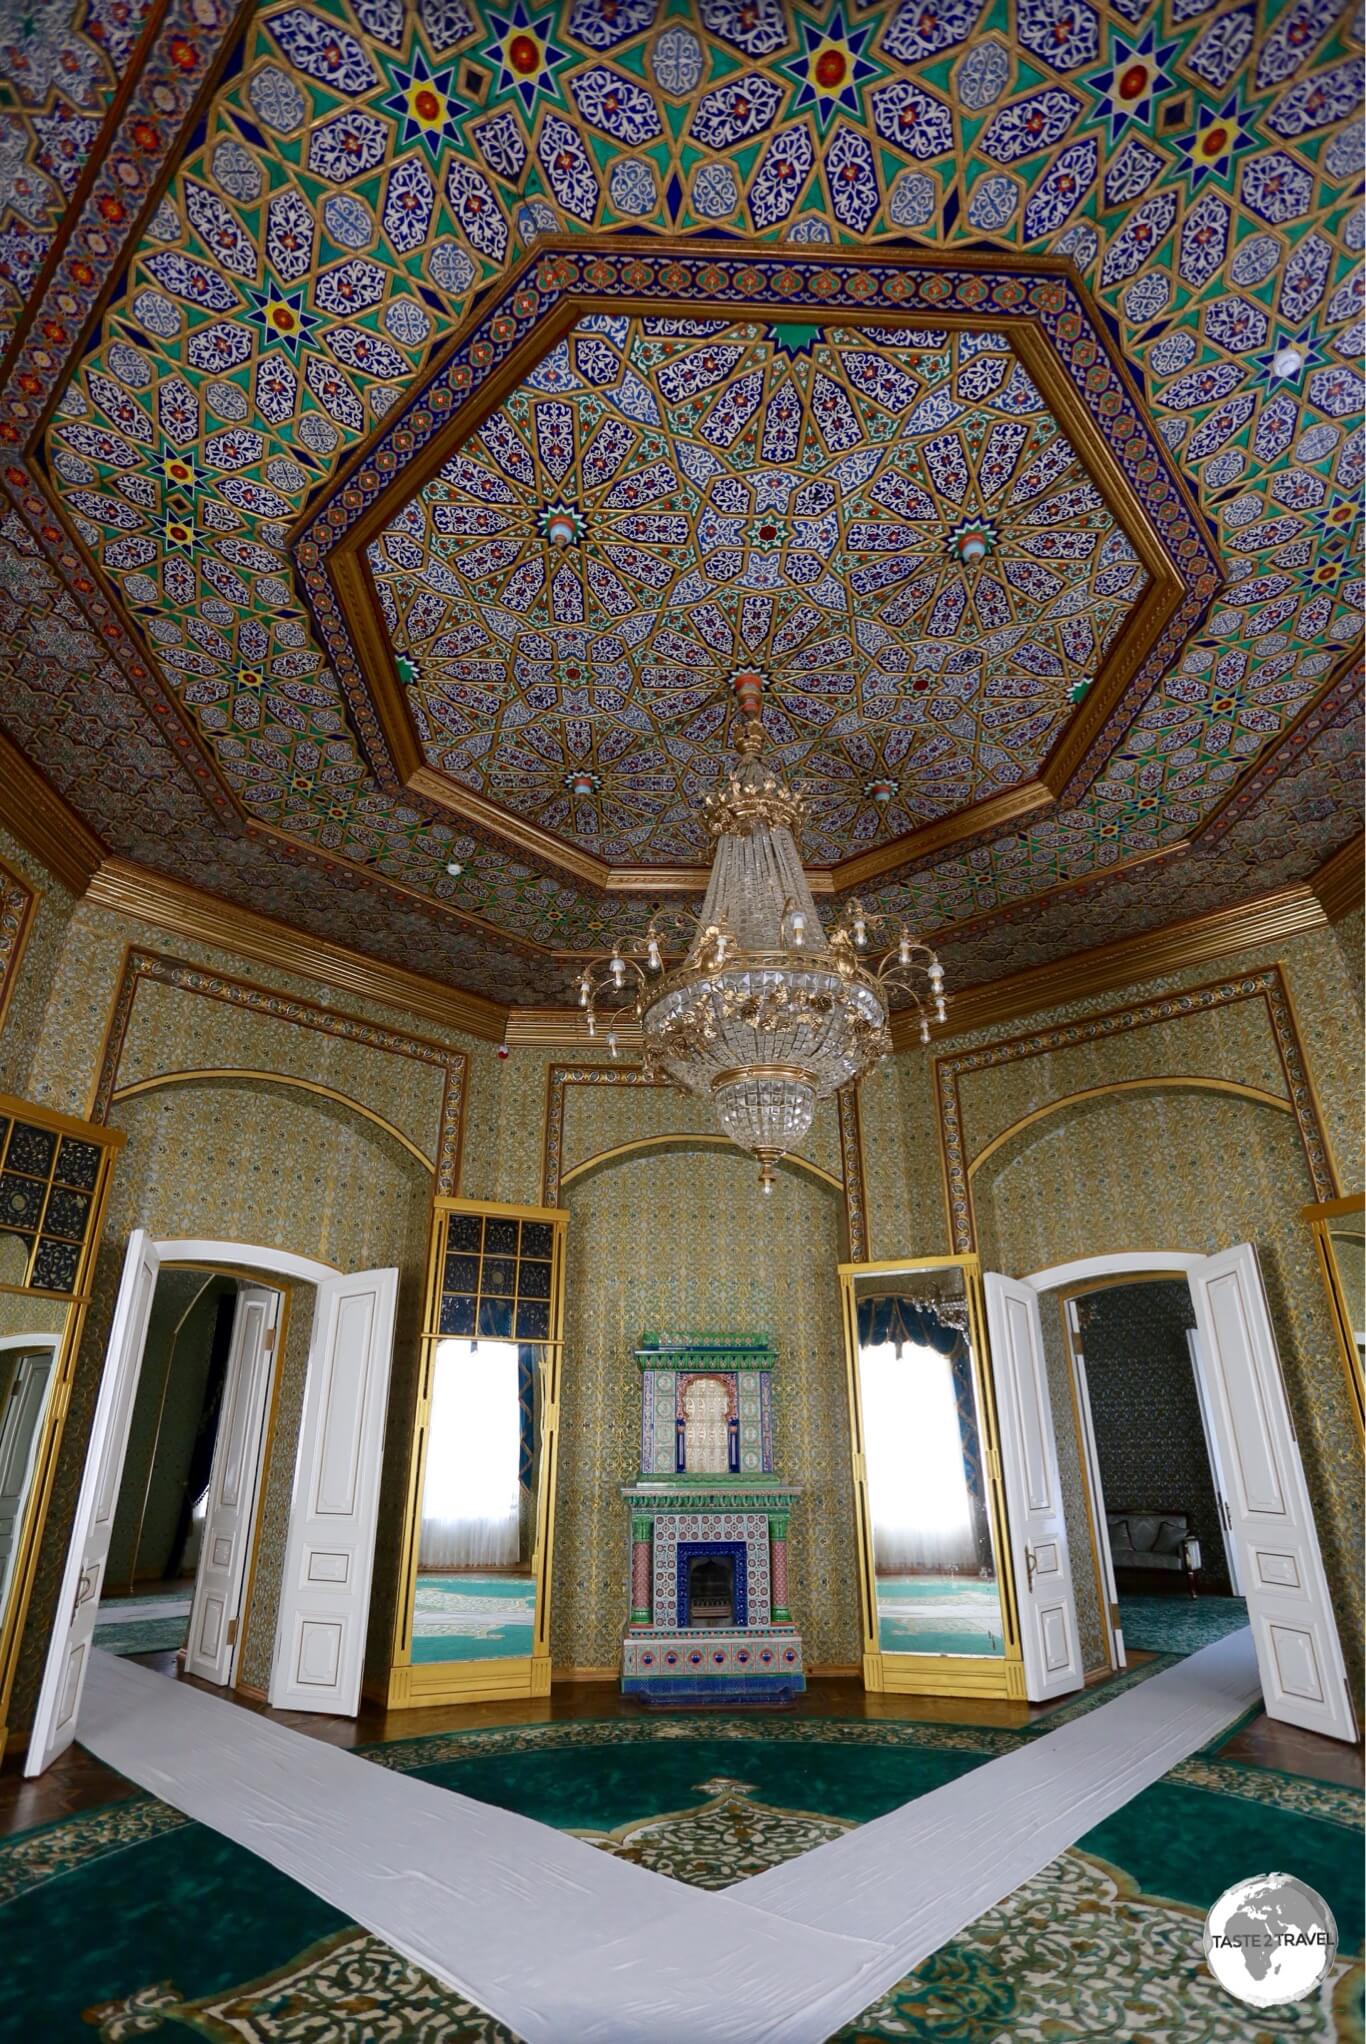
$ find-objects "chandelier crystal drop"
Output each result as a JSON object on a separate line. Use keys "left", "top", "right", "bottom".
{"left": 577, "top": 675, "right": 946, "bottom": 1191}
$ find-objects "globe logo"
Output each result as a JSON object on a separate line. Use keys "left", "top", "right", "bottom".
{"left": 1203, "top": 1873, "right": 1338, "bottom": 2008}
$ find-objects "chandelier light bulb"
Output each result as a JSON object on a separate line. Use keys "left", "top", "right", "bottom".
{"left": 936, "top": 996, "right": 947, "bottom": 1022}
{"left": 577, "top": 717, "right": 944, "bottom": 1187}
{"left": 1274, "top": 345, "right": 1304, "bottom": 379}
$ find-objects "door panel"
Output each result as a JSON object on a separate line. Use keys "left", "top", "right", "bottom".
{"left": 183, "top": 1286, "right": 279, "bottom": 1686}
{"left": 25, "top": 1232, "right": 161, "bottom": 1776}
{"left": 1190, "top": 1245, "right": 1356, "bottom": 1742}
{"left": 0, "top": 1349, "right": 56, "bottom": 1591}
{"left": 984, "top": 1273, "right": 1084, "bottom": 1701}
{"left": 268, "top": 1269, "right": 396, "bottom": 1715}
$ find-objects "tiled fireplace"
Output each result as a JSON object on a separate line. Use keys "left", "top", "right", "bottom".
{"left": 620, "top": 1331, "right": 804, "bottom": 1705}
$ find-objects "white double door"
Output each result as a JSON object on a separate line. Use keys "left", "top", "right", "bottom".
{"left": 984, "top": 1248, "right": 1356, "bottom": 1741}
{"left": 26, "top": 1233, "right": 397, "bottom": 1776}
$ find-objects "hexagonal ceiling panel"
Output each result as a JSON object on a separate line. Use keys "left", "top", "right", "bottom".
{"left": 368, "top": 315, "right": 1148, "bottom": 865}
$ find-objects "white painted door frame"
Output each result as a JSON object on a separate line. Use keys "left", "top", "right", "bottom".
{"left": 1061, "top": 1300, "right": 1126, "bottom": 1672}
{"left": 1023, "top": 1248, "right": 1357, "bottom": 1743}
{"left": 983, "top": 1274, "right": 1086, "bottom": 1701}
{"left": 25, "top": 1238, "right": 340, "bottom": 1776}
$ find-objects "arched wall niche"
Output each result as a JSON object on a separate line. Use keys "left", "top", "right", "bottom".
{"left": 556, "top": 1137, "right": 859, "bottom": 1678}
{"left": 972, "top": 1080, "right": 1363, "bottom": 1691}
{"left": 10, "top": 1073, "right": 435, "bottom": 1730}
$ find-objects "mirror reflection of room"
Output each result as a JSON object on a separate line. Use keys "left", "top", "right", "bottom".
{"left": 414, "top": 1337, "right": 538, "bottom": 1665}
{"left": 1329, "top": 1221, "right": 1365, "bottom": 1373}
{"left": 0, "top": 1293, "right": 68, "bottom": 1637}
{"left": 855, "top": 1266, "right": 1004, "bottom": 1659}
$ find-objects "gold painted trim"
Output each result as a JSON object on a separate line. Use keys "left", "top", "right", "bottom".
{"left": 0, "top": 1096, "right": 123, "bottom": 1759}
{"left": 321, "top": 239, "right": 1193, "bottom": 889}
{"left": 0, "top": 732, "right": 103, "bottom": 895}
{"left": 0, "top": 853, "right": 38, "bottom": 1043}
{"left": 1311, "top": 833, "right": 1365, "bottom": 924}
{"left": 968, "top": 1076, "right": 1294, "bottom": 1178}
{"left": 1302, "top": 1192, "right": 1365, "bottom": 1436}
{"left": 934, "top": 965, "right": 1335, "bottom": 1253}
{"left": 387, "top": 1195, "right": 569, "bottom": 1704}
{"left": 837, "top": 1251, "right": 1024, "bottom": 1704}
{"left": 895, "top": 883, "right": 1327, "bottom": 1048}
{"left": 110, "top": 1070, "right": 436, "bottom": 1174}
{"left": 559, "top": 1133, "right": 842, "bottom": 1192}
{"left": 85, "top": 860, "right": 508, "bottom": 1041}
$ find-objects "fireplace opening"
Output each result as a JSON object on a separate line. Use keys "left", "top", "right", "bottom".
{"left": 687, "top": 1555, "right": 734, "bottom": 1627}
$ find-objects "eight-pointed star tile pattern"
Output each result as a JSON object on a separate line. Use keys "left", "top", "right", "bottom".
{"left": 0, "top": 0, "right": 1357, "bottom": 1003}
{"left": 371, "top": 314, "right": 1147, "bottom": 865}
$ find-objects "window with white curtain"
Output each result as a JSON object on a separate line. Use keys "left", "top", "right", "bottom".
{"left": 861, "top": 1340, "right": 979, "bottom": 1574}
{"left": 419, "top": 1338, "right": 520, "bottom": 1571}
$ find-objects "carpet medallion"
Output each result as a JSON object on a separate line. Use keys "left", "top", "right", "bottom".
{"left": 2, "top": 1715, "right": 1358, "bottom": 2043}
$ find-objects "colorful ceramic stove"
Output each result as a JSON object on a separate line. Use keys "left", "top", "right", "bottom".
{"left": 620, "top": 1331, "right": 804, "bottom": 1706}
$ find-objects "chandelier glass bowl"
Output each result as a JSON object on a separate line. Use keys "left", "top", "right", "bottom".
{"left": 578, "top": 685, "right": 946, "bottom": 1190}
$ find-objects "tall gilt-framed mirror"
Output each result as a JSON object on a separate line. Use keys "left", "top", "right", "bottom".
{"left": 386, "top": 1195, "right": 568, "bottom": 1706}
{"left": 0, "top": 1091, "right": 124, "bottom": 1759}
{"left": 1304, "top": 1194, "right": 1365, "bottom": 1434}
{"left": 838, "top": 1253, "right": 1024, "bottom": 1700}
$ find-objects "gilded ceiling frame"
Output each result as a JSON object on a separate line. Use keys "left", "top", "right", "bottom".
{"left": 296, "top": 236, "right": 1219, "bottom": 904}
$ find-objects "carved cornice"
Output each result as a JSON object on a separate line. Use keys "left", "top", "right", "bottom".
{"left": 0, "top": 731, "right": 104, "bottom": 895}
{"left": 895, "top": 882, "right": 1327, "bottom": 1045}
{"left": 1310, "top": 834, "right": 1365, "bottom": 924}
{"left": 84, "top": 860, "right": 507, "bottom": 1041}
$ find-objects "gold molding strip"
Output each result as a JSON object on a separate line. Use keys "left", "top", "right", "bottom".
{"left": 559, "top": 1132, "right": 843, "bottom": 1192}
{"left": 85, "top": 858, "right": 507, "bottom": 1041}
{"left": 893, "top": 882, "right": 1327, "bottom": 1046}
{"left": 110, "top": 1069, "right": 437, "bottom": 1172}
{"left": 0, "top": 730, "right": 104, "bottom": 895}
{"left": 1311, "top": 833, "right": 1364, "bottom": 924}
{"left": 967, "top": 1076, "right": 1294, "bottom": 1178}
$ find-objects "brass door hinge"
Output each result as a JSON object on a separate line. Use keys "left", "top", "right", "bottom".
{"left": 226, "top": 1617, "right": 238, "bottom": 1646}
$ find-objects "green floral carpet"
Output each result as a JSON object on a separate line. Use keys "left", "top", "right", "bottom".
{"left": 1, "top": 1711, "right": 1358, "bottom": 2043}
{"left": 1119, "top": 1595, "right": 1251, "bottom": 1655}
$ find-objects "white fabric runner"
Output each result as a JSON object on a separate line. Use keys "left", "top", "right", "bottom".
{"left": 78, "top": 1631, "right": 1260, "bottom": 2043}
{"left": 94, "top": 1597, "right": 191, "bottom": 1624}
{"left": 79, "top": 1650, "right": 891, "bottom": 2044}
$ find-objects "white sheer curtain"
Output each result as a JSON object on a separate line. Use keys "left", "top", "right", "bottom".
{"left": 419, "top": 1339, "right": 520, "bottom": 1571}
{"left": 861, "top": 1339, "right": 978, "bottom": 1574}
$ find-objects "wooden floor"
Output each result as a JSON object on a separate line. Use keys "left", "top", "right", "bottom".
{"left": 2, "top": 1648, "right": 1359, "bottom": 1839}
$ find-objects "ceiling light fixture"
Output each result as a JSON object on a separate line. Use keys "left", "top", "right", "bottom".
{"left": 577, "top": 674, "right": 945, "bottom": 1191}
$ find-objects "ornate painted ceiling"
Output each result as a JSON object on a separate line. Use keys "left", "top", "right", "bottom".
{"left": 0, "top": 0, "right": 1361, "bottom": 1007}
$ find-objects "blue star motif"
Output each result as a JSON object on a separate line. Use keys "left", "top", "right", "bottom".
{"left": 782, "top": 8, "right": 880, "bottom": 135}
{"left": 1172, "top": 92, "right": 1256, "bottom": 192}
{"left": 243, "top": 282, "right": 322, "bottom": 360}
{"left": 378, "top": 47, "right": 465, "bottom": 159}
{"left": 1085, "top": 25, "right": 1180, "bottom": 146}
{"left": 483, "top": 2, "right": 570, "bottom": 115}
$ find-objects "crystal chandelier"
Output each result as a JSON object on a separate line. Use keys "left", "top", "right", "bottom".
{"left": 577, "top": 674, "right": 946, "bottom": 1192}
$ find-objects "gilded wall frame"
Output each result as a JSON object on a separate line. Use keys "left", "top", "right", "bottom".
{"left": 934, "top": 965, "right": 1339, "bottom": 1254}
{"left": 385, "top": 1195, "right": 568, "bottom": 1708}
{"left": 0, "top": 1090, "right": 124, "bottom": 1761}
{"left": 1303, "top": 1193, "right": 1365, "bottom": 1435}
{"left": 837, "top": 1252, "right": 1025, "bottom": 1703}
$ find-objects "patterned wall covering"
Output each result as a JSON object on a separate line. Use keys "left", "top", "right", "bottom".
{"left": 0, "top": 0, "right": 1356, "bottom": 1007}
{"left": 1036, "top": 1294, "right": 1106, "bottom": 1673}
{"left": 981, "top": 1093, "right": 1361, "bottom": 1682}
{"left": 1076, "top": 1275, "right": 1232, "bottom": 1592}
{"left": 0, "top": 827, "right": 73, "bottom": 1103}
{"left": 558, "top": 1143, "right": 859, "bottom": 1673}
{"left": 7, "top": 1075, "right": 434, "bottom": 1729}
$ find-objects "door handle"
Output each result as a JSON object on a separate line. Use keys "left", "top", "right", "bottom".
{"left": 72, "top": 1565, "right": 98, "bottom": 1620}
{"left": 1025, "top": 1545, "right": 1037, "bottom": 1591}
